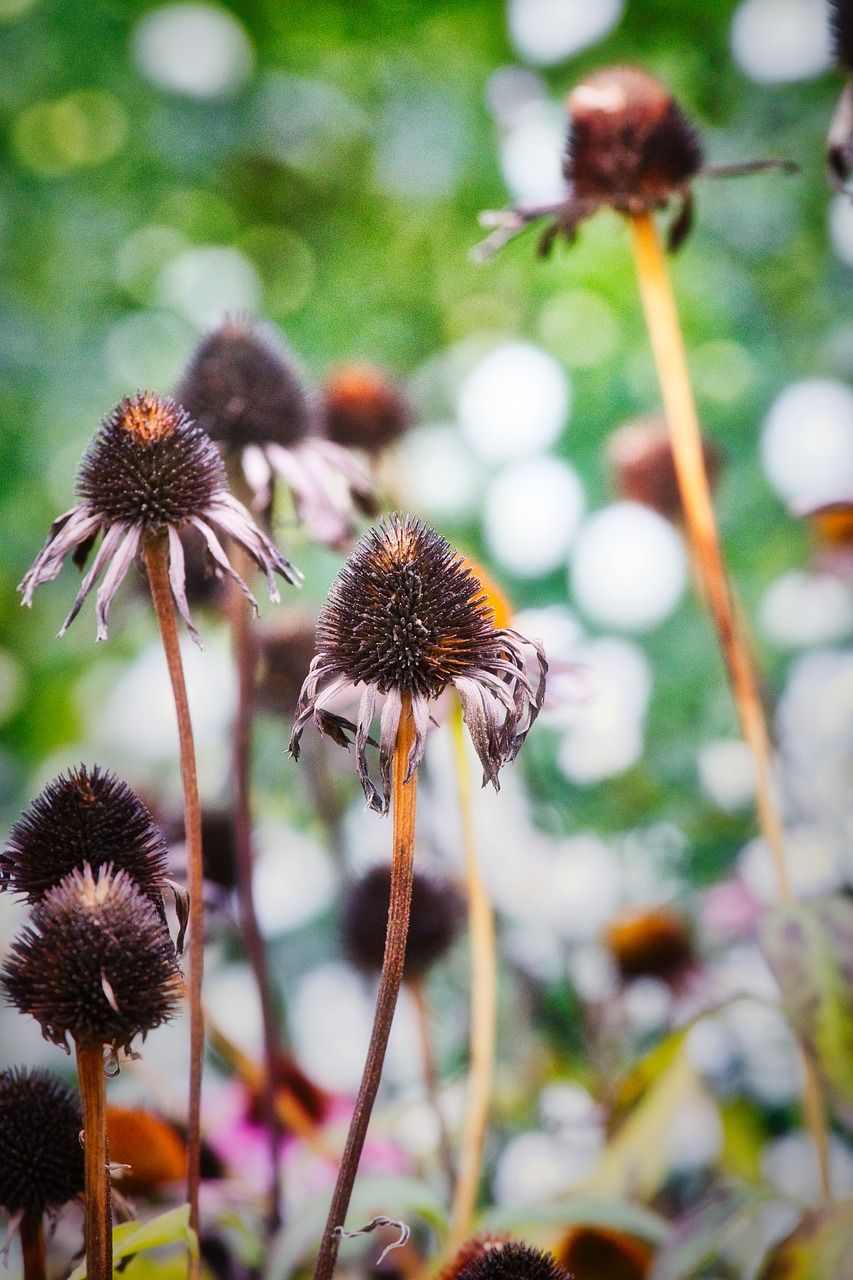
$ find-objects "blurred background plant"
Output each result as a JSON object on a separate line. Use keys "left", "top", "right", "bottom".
{"left": 2, "top": 0, "right": 853, "bottom": 1277}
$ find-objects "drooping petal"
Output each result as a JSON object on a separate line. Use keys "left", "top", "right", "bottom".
{"left": 95, "top": 526, "right": 141, "bottom": 641}
{"left": 19, "top": 506, "right": 104, "bottom": 605}
{"left": 167, "top": 526, "right": 202, "bottom": 648}
{"left": 207, "top": 491, "right": 302, "bottom": 593}
{"left": 241, "top": 445, "right": 274, "bottom": 511}
{"left": 58, "top": 521, "right": 126, "bottom": 636}
{"left": 404, "top": 694, "right": 431, "bottom": 784}
{"left": 378, "top": 688, "right": 402, "bottom": 813}
{"left": 191, "top": 516, "right": 258, "bottom": 613}
{"left": 267, "top": 443, "right": 352, "bottom": 550}
{"left": 455, "top": 675, "right": 505, "bottom": 790}
{"left": 355, "top": 684, "right": 380, "bottom": 812}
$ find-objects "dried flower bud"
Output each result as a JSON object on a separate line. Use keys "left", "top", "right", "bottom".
{"left": 832, "top": 0, "right": 853, "bottom": 71}
{"left": 323, "top": 364, "right": 410, "bottom": 454}
{"left": 257, "top": 613, "right": 318, "bottom": 719}
{"left": 451, "top": 1240, "right": 572, "bottom": 1280}
{"left": 177, "top": 318, "right": 311, "bottom": 451}
{"left": 566, "top": 67, "right": 703, "bottom": 213}
{"left": 78, "top": 392, "right": 225, "bottom": 531}
{"left": 2, "top": 866, "right": 183, "bottom": 1053}
{"left": 0, "top": 1067, "right": 85, "bottom": 1215}
{"left": 608, "top": 415, "right": 721, "bottom": 520}
{"left": 106, "top": 1106, "right": 186, "bottom": 1195}
{"left": 342, "top": 866, "right": 465, "bottom": 982}
{"left": 556, "top": 1226, "right": 652, "bottom": 1280}
{"left": 605, "top": 905, "right": 693, "bottom": 984}
{"left": 1, "top": 765, "right": 169, "bottom": 907}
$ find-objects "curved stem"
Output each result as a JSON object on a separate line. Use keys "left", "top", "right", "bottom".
{"left": 76, "top": 1043, "right": 111, "bottom": 1280}
{"left": 144, "top": 536, "right": 204, "bottom": 1265}
{"left": 628, "top": 211, "right": 831, "bottom": 1200}
{"left": 312, "top": 695, "right": 418, "bottom": 1280}
{"left": 411, "top": 978, "right": 455, "bottom": 1195}
{"left": 226, "top": 548, "right": 284, "bottom": 1234}
{"left": 448, "top": 702, "right": 497, "bottom": 1250}
{"left": 20, "top": 1212, "right": 46, "bottom": 1280}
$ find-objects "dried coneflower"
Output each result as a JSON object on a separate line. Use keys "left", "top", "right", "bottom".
{"left": 1, "top": 765, "right": 168, "bottom": 908}
{"left": 555, "top": 1225, "right": 653, "bottom": 1280}
{"left": 608, "top": 415, "right": 722, "bottom": 522}
{"left": 0, "top": 1067, "right": 85, "bottom": 1280}
{"left": 322, "top": 363, "right": 411, "bottom": 455}
{"left": 3, "top": 865, "right": 182, "bottom": 1280}
{"left": 828, "top": 0, "right": 853, "bottom": 190}
{"left": 291, "top": 515, "right": 545, "bottom": 1280}
{"left": 447, "top": 1239, "right": 572, "bottom": 1280}
{"left": 605, "top": 905, "right": 694, "bottom": 986}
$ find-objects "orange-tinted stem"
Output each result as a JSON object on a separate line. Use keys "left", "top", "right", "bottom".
{"left": 76, "top": 1042, "right": 111, "bottom": 1280}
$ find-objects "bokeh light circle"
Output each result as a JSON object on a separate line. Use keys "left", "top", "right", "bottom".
{"left": 761, "top": 379, "right": 853, "bottom": 507}
{"left": 458, "top": 341, "right": 570, "bottom": 462}
{"left": 132, "top": 3, "right": 254, "bottom": 99}
{"left": 484, "top": 454, "right": 585, "bottom": 578}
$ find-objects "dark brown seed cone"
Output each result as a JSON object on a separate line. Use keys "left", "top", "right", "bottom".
{"left": 342, "top": 865, "right": 465, "bottom": 982}
{"left": 453, "top": 1240, "right": 573, "bottom": 1280}
{"left": 257, "top": 612, "right": 318, "bottom": 718}
{"left": 608, "top": 415, "right": 722, "bottom": 521}
{"left": 322, "top": 363, "right": 410, "bottom": 454}
{"left": 0, "top": 1067, "right": 85, "bottom": 1215}
{"left": 1, "top": 765, "right": 169, "bottom": 907}
{"left": 440, "top": 1236, "right": 512, "bottom": 1280}
{"left": 77, "top": 391, "right": 225, "bottom": 530}
{"left": 317, "top": 514, "right": 504, "bottom": 699}
{"left": 2, "top": 866, "right": 183, "bottom": 1053}
{"left": 555, "top": 1226, "right": 652, "bottom": 1280}
{"left": 565, "top": 67, "right": 702, "bottom": 211}
{"left": 831, "top": 0, "right": 853, "bottom": 71}
{"left": 605, "top": 905, "right": 694, "bottom": 984}
{"left": 176, "top": 317, "right": 312, "bottom": 450}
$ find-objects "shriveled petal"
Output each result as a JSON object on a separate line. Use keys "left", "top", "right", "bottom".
{"left": 58, "top": 521, "right": 126, "bottom": 636}
{"left": 289, "top": 654, "right": 353, "bottom": 759}
{"left": 207, "top": 491, "right": 302, "bottom": 594}
{"left": 19, "top": 506, "right": 103, "bottom": 604}
{"left": 404, "top": 694, "right": 431, "bottom": 785}
{"left": 267, "top": 443, "right": 352, "bottom": 550}
{"left": 355, "top": 684, "right": 381, "bottom": 812}
{"left": 241, "top": 445, "right": 274, "bottom": 511}
{"left": 167, "top": 526, "right": 202, "bottom": 648}
{"left": 378, "top": 688, "right": 402, "bottom": 813}
{"left": 311, "top": 437, "right": 376, "bottom": 506}
{"left": 95, "top": 526, "right": 141, "bottom": 641}
{"left": 191, "top": 516, "right": 258, "bottom": 613}
{"left": 454, "top": 675, "right": 505, "bottom": 790}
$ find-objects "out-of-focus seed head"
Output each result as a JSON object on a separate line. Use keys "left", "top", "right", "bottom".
{"left": 1, "top": 765, "right": 169, "bottom": 906}
{"left": 317, "top": 514, "right": 504, "bottom": 699}
{"left": 831, "top": 0, "right": 853, "bottom": 71}
{"left": 555, "top": 1225, "right": 653, "bottom": 1280}
{"left": 608, "top": 415, "right": 721, "bottom": 520}
{"left": 106, "top": 1106, "right": 186, "bottom": 1195}
{"left": 605, "top": 905, "right": 694, "bottom": 984}
{"left": 453, "top": 1240, "right": 573, "bottom": 1280}
{"left": 257, "top": 613, "right": 319, "bottom": 718}
{"left": 245, "top": 1052, "right": 331, "bottom": 1129}
{"left": 2, "top": 866, "right": 183, "bottom": 1053}
{"left": 77, "top": 392, "right": 225, "bottom": 531}
{"left": 0, "top": 1067, "right": 85, "bottom": 1215}
{"left": 342, "top": 866, "right": 465, "bottom": 982}
{"left": 177, "top": 318, "right": 312, "bottom": 451}
{"left": 566, "top": 67, "right": 703, "bottom": 211}
{"left": 322, "top": 363, "right": 410, "bottom": 454}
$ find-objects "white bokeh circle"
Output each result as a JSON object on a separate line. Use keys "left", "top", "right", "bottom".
{"left": 132, "top": 3, "right": 254, "bottom": 99}
{"left": 458, "top": 341, "right": 570, "bottom": 463}
{"left": 484, "top": 454, "right": 585, "bottom": 578}
{"left": 761, "top": 379, "right": 853, "bottom": 508}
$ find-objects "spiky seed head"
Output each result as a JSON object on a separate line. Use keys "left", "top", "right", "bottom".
{"left": 831, "top": 0, "right": 853, "bottom": 71}
{"left": 453, "top": 1240, "right": 572, "bottom": 1280}
{"left": 323, "top": 363, "right": 410, "bottom": 454}
{"left": 0, "top": 1067, "right": 85, "bottom": 1215}
{"left": 556, "top": 1225, "right": 653, "bottom": 1280}
{"left": 317, "top": 514, "right": 504, "bottom": 699}
{"left": 458, "top": 555, "right": 513, "bottom": 630}
{"left": 106, "top": 1106, "right": 186, "bottom": 1194}
{"left": 441, "top": 1237, "right": 512, "bottom": 1280}
{"left": 1, "top": 765, "right": 169, "bottom": 906}
{"left": 77, "top": 392, "right": 225, "bottom": 531}
{"left": 565, "top": 67, "right": 703, "bottom": 210}
{"left": 2, "top": 865, "right": 183, "bottom": 1053}
{"left": 176, "top": 318, "right": 312, "bottom": 450}
{"left": 342, "top": 866, "right": 465, "bottom": 982}
{"left": 605, "top": 905, "right": 693, "bottom": 984}
{"left": 257, "top": 613, "right": 318, "bottom": 718}
{"left": 608, "top": 416, "right": 721, "bottom": 521}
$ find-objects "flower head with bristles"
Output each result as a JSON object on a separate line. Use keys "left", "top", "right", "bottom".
{"left": 832, "top": 0, "right": 853, "bottom": 71}
{"left": 290, "top": 514, "right": 546, "bottom": 812}
{"left": 449, "top": 1240, "right": 572, "bottom": 1280}
{"left": 1, "top": 765, "right": 169, "bottom": 908}
{"left": 177, "top": 319, "right": 377, "bottom": 550}
{"left": 342, "top": 865, "right": 465, "bottom": 981}
{"left": 0, "top": 1067, "right": 85, "bottom": 1216}
{"left": 829, "top": 2, "right": 853, "bottom": 190}
{"left": 2, "top": 865, "right": 183, "bottom": 1053}
{"left": 18, "top": 390, "right": 300, "bottom": 644}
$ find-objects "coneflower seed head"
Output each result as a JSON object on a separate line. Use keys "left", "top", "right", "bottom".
{"left": 0, "top": 1067, "right": 85, "bottom": 1215}
{"left": 342, "top": 866, "right": 465, "bottom": 981}
{"left": 323, "top": 364, "right": 410, "bottom": 454}
{"left": 454, "top": 1240, "right": 572, "bottom": 1280}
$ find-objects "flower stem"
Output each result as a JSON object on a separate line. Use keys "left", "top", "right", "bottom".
{"left": 20, "top": 1212, "right": 46, "bottom": 1280}
{"left": 628, "top": 210, "right": 831, "bottom": 1199}
{"left": 144, "top": 536, "right": 204, "bottom": 1261}
{"left": 226, "top": 546, "right": 284, "bottom": 1234}
{"left": 448, "top": 701, "right": 497, "bottom": 1250}
{"left": 411, "top": 978, "right": 455, "bottom": 1195}
{"left": 76, "top": 1042, "right": 111, "bottom": 1280}
{"left": 312, "top": 694, "right": 418, "bottom": 1280}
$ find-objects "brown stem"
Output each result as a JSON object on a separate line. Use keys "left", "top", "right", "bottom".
{"left": 226, "top": 548, "right": 284, "bottom": 1235}
{"left": 144, "top": 536, "right": 204, "bottom": 1264}
{"left": 448, "top": 702, "right": 497, "bottom": 1249}
{"left": 312, "top": 695, "right": 418, "bottom": 1280}
{"left": 410, "top": 978, "right": 455, "bottom": 1195}
{"left": 628, "top": 211, "right": 831, "bottom": 1200}
{"left": 76, "top": 1042, "right": 111, "bottom": 1280}
{"left": 20, "top": 1212, "right": 46, "bottom": 1280}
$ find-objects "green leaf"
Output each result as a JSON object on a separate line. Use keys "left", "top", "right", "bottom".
{"left": 478, "top": 1198, "right": 668, "bottom": 1245}
{"left": 649, "top": 1185, "right": 773, "bottom": 1280}
{"left": 68, "top": 1205, "right": 198, "bottom": 1280}
{"left": 759, "top": 895, "right": 853, "bottom": 1103}
{"left": 756, "top": 1199, "right": 853, "bottom": 1279}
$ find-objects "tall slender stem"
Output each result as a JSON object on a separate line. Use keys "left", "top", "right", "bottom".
{"left": 448, "top": 702, "right": 497, "bottom": 1250}
{"left": 312, "top": 695, "right": 418, "bottom": 1280}
{"left": 411, "top": 978, "right": 455, "bottom": 1195}
{"left": 226, "top": 545, "right": 284, "bottom": 1234}
{"left": 144, "top": 536, "right": 204, "bottom": 1261}
{"left": 628, "top": 210, "right": 831, "bottom": 1199}
{"left": 19, "top": 1212, "right": 46, "bottom": 1280}
{"left": 76, "top": 1042, "right": 111, "bottom": 1280}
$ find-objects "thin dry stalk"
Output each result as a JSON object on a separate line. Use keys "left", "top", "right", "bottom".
{"left": 19, "top": 1212, "right": 46, "bottom": 1280}
{"left": 411, "top": 978, "right": 455, "bottom": 1195}
{"left": 76, "top": 1043, "right": 111, "bottom": 1280}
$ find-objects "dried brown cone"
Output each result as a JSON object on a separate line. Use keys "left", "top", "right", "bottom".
{"left": 832, "top": 0, "right": 853, "bottom": 71}
{"left": 322, "top": 363, "right": 410, "bottom": 455}
{"left": 608, "top": 415, "right": 722, "bottom": 521}
{"left": 342, "top": 865, "right": 465, "bottom": 983}
{"left": 447, "top": 1239, "right": 572, "bottom": 1280}
{"left": 0, "top": 1067, "right": 85, "bottom": 1216}
{"left": 605, "top": 905, "right": 694, "bottom": 984}
{"left": 555, "top": 1226, "right": 653, "bottom": 1280}
{"left": 2, "top": 865, "right": 183, "bottom": 1053}
{"left": 1, "top": 765, "right": 169, "bottom": 908}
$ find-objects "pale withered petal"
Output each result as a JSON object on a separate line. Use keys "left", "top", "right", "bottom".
{"left": 289, "top": 514, "right": 547, "bottom": 812}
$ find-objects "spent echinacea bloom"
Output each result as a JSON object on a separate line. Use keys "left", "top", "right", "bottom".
{"left": 290, "top": 514, "right": 547, "bottom": 813}
{"left": 19, "top": 391, "right": 300, "bottom": 644}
